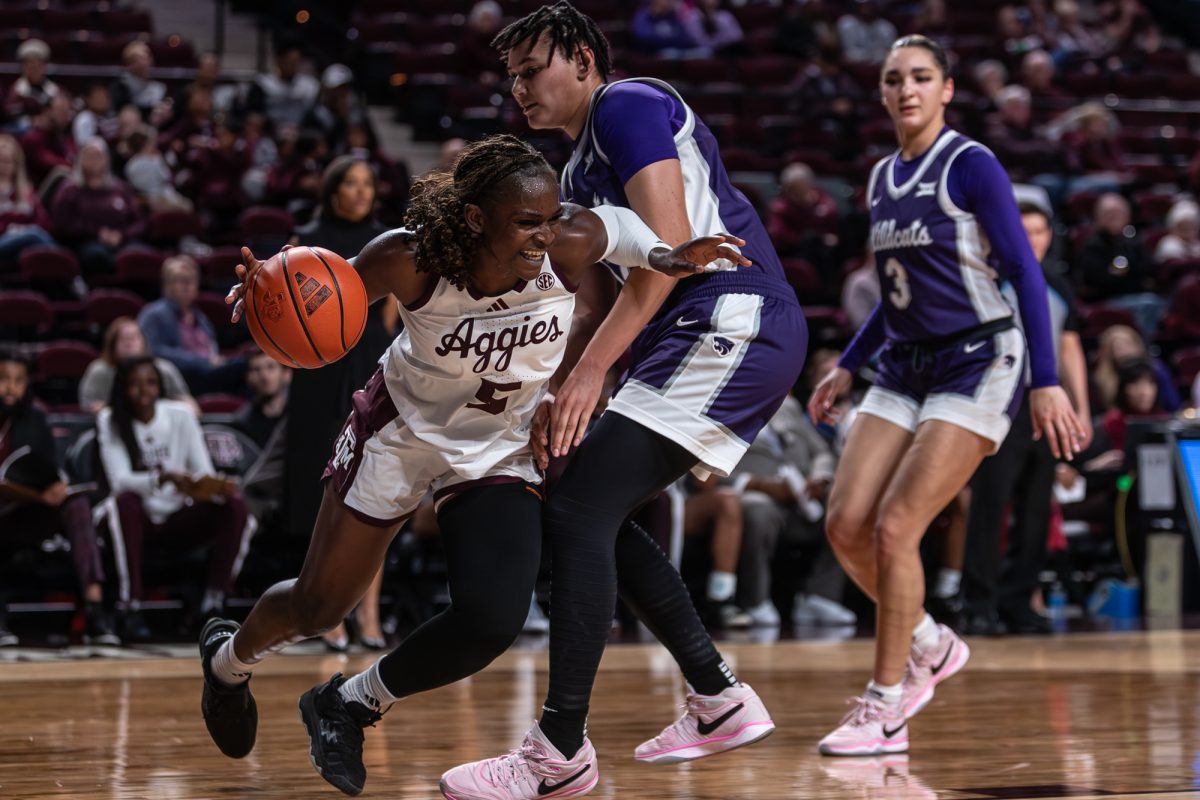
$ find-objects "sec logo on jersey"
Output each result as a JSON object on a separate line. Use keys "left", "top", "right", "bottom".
{"left": 535, "top": 273, "right": 555, "bottom": 291}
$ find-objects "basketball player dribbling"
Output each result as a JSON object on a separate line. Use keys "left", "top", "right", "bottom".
{"left": 805, "top": 36, "right": 1085, "bottom": 755}
{"left": 196, "top": 135, "right": 748, "bottom": 796}
{"left": 442, "top": 5, "right": 806, "bottom": 798}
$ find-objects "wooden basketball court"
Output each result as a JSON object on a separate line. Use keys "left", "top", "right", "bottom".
{"left": 0, "top": 630, "right": 1196, "bottom": 799}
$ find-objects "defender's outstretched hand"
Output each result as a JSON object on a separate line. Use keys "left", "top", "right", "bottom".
{"left": 648, "top": 233, "right": 750, "bottom": 277}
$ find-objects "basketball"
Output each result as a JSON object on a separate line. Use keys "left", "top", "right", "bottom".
{"left": 244, "top": 246, "right": 368, "bottom": 369}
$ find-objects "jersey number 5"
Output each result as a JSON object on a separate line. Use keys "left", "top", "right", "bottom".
{"left": 467, "top": 378, "right": 523, "bottom": 415}
{"left": 885, "top": 257, "right": 912, "bottom": 310}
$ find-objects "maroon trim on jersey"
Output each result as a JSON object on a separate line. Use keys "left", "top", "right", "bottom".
{"left": 404, "top": 275, "right": 440, "bottom": 311}
{"left": 432, "top": 475, "right": 532, "bottom": 510}
{"left": 322, "top": 368, "right": 402, "bottom": 520}
{"left": 466, "top": 278, "right": 526, "bottom": 301}
{"left": 548, "top": 260, "right": 579, "bottom": 293}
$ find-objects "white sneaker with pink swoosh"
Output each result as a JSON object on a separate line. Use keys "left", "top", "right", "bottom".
{"left": 634, "top": 683, "right": 775, "bottom": 765}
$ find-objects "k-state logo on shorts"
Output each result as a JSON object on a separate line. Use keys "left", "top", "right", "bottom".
{"left": 535, "top": 273, "right": 555, "bottom": 291}
{"left": 712, "top": 336, "right": 734, "bottom": 356}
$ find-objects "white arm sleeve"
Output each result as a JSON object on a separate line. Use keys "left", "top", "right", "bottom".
{"left": 590, "top": 205, "right": 672, "bottom": 269}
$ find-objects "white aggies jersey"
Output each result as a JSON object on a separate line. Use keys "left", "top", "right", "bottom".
{"left": 380, "top": 255, "right": 575, "bottom": 479}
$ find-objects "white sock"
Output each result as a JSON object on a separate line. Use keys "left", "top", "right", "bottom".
{"left": 911, "top": 612, "right": 940, "bottom": 654}
{"left": 338, "top": 660, "right": 399, "bottom": 715}
{"left": 866, "top": 679, "right": 903, "bottom": 707}
{"left": 708, "top": 571, "right": 737, "bottom": 603}
{"left": 933, "top": 568, "right": 961, "bottom": 599}
{"left": 211, "top": 638, "right": 257, "bottom": 687}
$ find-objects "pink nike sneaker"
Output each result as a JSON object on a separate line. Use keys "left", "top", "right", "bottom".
{"left": 439, "top": 722, "right": 597, "bottom": 800}
{"left": 901, "top": 623, "right": 970, "bottom": 719}
{"left": 634, "top": 683, "right": 775, "bottom": 765}
{"left": 817, "top": 695, "right": 908, "bottom": 757}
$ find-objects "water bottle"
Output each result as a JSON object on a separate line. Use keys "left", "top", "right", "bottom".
{"left": 1047, "top": 582, "right": 1067, "bottom": 627}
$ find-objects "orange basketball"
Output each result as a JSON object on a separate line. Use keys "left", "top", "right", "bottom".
{"left": 244, "top": 246, "right": 368, "bottom": 369}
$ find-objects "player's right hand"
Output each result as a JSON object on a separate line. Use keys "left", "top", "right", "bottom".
{"left": 807, "top": 366, "right": 852, "bottom": 425}
{"left": 227, "top": 245, "right": 291, "bottom": 323}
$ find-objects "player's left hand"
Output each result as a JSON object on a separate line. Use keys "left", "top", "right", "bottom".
{"left": 1030, "top": 385, "right": 1086, "bottom": 461}
{"left": 549, "top": 362, "right": 605, "bottom": 458}
{"left": 648, "top": 233, "right": 751, "bottom": 277}
{"left": 530, "top": 396, "right": 553, "bottom": 470}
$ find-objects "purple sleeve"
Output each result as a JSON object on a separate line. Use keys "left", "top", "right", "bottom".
{"left": 837, "top": 302, "right": 886, "bottom": 374}
{"left": 949, "top": 148, "right": 1059, "bottom": 388}
{"left": 592, "top": 83, "right": 682, "bottom": 185}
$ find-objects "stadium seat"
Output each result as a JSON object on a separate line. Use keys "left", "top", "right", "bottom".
{"left": 238, "top": 206, "right": 295, "bottom": 238}
{"left": 84, "top": 288, "right": 145, "bottom": 329}
{"left": 101, "top": 10, "right": 153, "bottom": 35}
{"left": 36, "top": 340, "right": 97, "bottom": 383}
{"left": 114, "top": 247, "right": 167, "bottom": 285}
{"left": 199, "top": 247, "right": 244, "bottom": 290}
{"left": 197, "top": 394, "right": 248, "bottom": 415}
{"left": 1171, "top": 346, "right": 1200, "bottom": 389}
{"left": 781, "top": 258, "right": 822, "bottom": 296}
{"left": 18, "top": 245, "right": 80, "bottom": 283}
{"left": 1081, "top": 304, "right": 1140, "bottom": 339}
{"left": 1160, "top": 258, "right": 1200, "bottom": 290}
{"left": 147, "top": 210, "right": 205, "bottom": 246}
{"left": 0, "top": 290, "right": 54, "bottom": 337}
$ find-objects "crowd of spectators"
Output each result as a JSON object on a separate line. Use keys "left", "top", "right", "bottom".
{"left": 2, "top": 0, "right": 1200, "bottom": 647}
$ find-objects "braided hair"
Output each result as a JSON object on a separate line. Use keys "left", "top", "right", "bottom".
{"left": 403, "top": 134, "right": 553, "bottom": 290}
{"left": 108, "top": 355, "right": 162, "bottom": 471}
{"left": 492, "top": 0, "right": 612, "bottom": 80}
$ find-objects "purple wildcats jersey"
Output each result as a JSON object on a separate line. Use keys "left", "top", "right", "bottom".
{"left": 867, "top": 129, "right": 1014, "bottom": 343}
{"left": 561, "top": 78, "right": 789, "bottom": 301}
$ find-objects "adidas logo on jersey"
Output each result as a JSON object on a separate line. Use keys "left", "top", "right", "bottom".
{"left": 870, "top": 219, "right": 934, "bottom": 251}
{"left": 436, "top": 315, "right": 565, "bottom": 373}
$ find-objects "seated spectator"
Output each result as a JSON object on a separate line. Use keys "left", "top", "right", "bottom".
{"left": 232, "top": 349, "right": 289, "bottom": 449}
{"left": 110, "top": 42, "right": 169, "bottom": 126}
{"left": 1060, "top": 102, "right": 1127, "bottom": 178}
{"left": 908, "top": 0, "right": 949, "bottom": 38}
{"left": 1049, "top": 0, "right": 1108, "bottom": 64}
{"left": 341, "top": 114, "right": 410, "bottom": 223}
{"left": 181, "top": 113, "right": 250, "bottom": 231}
{"left": 108, "top": 105, "right": 145, "bottom": 177}
{"left": 631, "top": 0, "right": 700, "bottom": 57}
{"left": 0, "top": 134, "right": 54, "bottom": 266}
{"left": 301, "top": 65, "right": 361, "bottom": 155}
{"left": 774, "top": 0, "right": 826, "bottom": 59}
{"left": 682, "top": 0, "right": 746, "bottom": 58}
{"left": 80, "top": 316, "right": 197, "bottom": 415}
{"left": 4, "top": 39, "right": 61, "bottom": 128}
{"left": 790, "top": 44, "right": 864, "bottom": 156}
{"left": 244, "top": 38, "right": 320, "bottom": 130}
{"left": 238, "top": 111, "right": 278, "bottom": 204}
{"left": 973, "top": 60, "right": 1009, "bottom": 113}
{"left": 1020, "top": 49, "right": 1065, "bottom": 100}
{"left": 72, "top": 83, "right": 117, "bottom": 148}
{"left": 997, "top": 4, "right": 1045, "bottom": 62}
{"left": 0, "top": 348, "right": 119, "bottom": 647}
{"left": 125, "top": 125, "right": 194, "bottom": 213}
{"left": 728, "top": 393, "right": 849, "bottom": 628}
{"left": 1091, "top": 324, "right": 1180, "bottom": 414}
{"left": 96, "top": 356, "right": 251, "bottom": 639}
{"left": 173, "top": 53, "right": 237, "bottom": 123}
{"left": 837, "top": 0, "right": 897, "bottom": 65}
{"left": 1099, "top": 0, "right": 1161, "bottom": 55}
{"left": 985, "top": 85, "right": 1060, "bottom": 176}
{"left": 684, "top": 475, "right": 750, "bottom": 628}
{"left": 20, "top": 93, "right": 76, "bottom": 192}
{"left": 49, "top": 138, "right": 144, "bottom": 277}
{"left": 460, "top": 1, "right": 506, "bottom": 84}
{"left": 1104, "top": 358, "right": 1169, "bottom": 447}
{"left": 138, "top": 255, "right": 247, "bottom": 395}
{"left": 841, "top": 253, "right": 880, "bottom": 331}
{"left": 1155, "top": 199, "right": 1200, "bottom": 264}
{"left": 265, "top": 128, "right": 327, "bottom": 214}
{"left": 767, "top": 162, "right": 838, "bottom": 274}
{"left": 1075, "top": 193, "right": 1153, "bottom": 301}
{"left": 158, "top": 86, "right": 214, "bottom": 160}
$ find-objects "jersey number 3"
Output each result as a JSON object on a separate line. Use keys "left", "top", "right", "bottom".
{"left": 467, "top": 378, "right": 523, "bottom": 415}
{"left": 885, "top": 257, "right": 912, "bottom": 310}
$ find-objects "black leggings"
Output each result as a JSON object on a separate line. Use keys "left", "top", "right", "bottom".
{"left": 375, "top": 481, "right": 542, "bottom": 698}
{"left": 545, "top": 413, "right": 728, "bottom": 716}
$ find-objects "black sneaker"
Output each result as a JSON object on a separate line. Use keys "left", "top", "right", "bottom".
{"left": 999, "top": 606, "right": 1052, "bottom": 635}
{"left": 83, "top": 603, "right": 121, "bottom": 646}
{"left": 199, "top": 618, "right": 258, "bottom": 758}
{"left": 298, "top": 672, "right": 382, "bottom": 796}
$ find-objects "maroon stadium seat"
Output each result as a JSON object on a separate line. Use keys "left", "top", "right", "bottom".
{"left": 781, "top": 258, "right": 821, "bottom": 296}
{"left": 36, "top": 340, "right": 97, "bottom": 381}
{"left": 18, "top": 245, "right": 80, "bottom": 283}
{"left": 199, "top": 247, "right": 244, "bottom": 290}
{"left": 0, "top": 290, "right": 54, "bottom": 335}
{"left": 197, "top": 393, "right": 247, "bottom": 414}
{"left": 1171, "top": 346, "right": 1200, "bottom": 388}
{"left": 84, "top": 288, "right": 145, "bottom": 328}
{"left": 238, "top": 206, "right": 295, "bottom": 238}
{"left": 114, "top": 247, "right": 167, "bottom": 285}
{"left": 147, "top": 209, "right": 205, "bottom": 245}
{"left": 1081, "top": 304, "right": 1140, "bottom": 339}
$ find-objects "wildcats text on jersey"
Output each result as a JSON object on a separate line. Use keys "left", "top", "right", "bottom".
{"left": 870, "top": 218, "right": 934, "bottom": 251}
{"left": 435, "top": 314, "right": 565, "bottom": 373}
